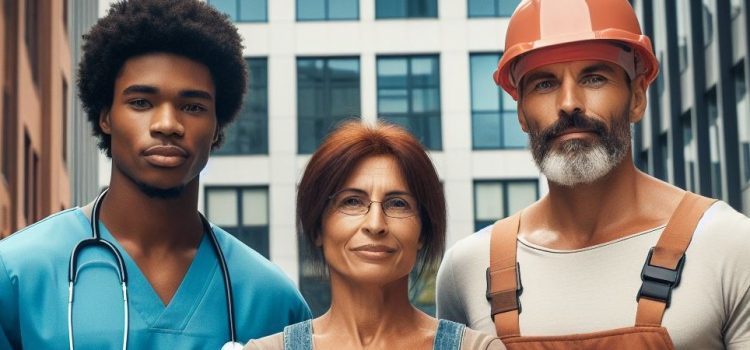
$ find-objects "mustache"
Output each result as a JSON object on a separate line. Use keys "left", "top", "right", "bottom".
{"left": 537, "top": 112, "right": 609, "bottom": 143}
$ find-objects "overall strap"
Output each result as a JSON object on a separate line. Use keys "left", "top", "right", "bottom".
{"left": 433, "top": 319, "right": 466, "bottom": 350}
{"left": 487, "top": 213, "right": 522, "bottom": 339}
{"left": 283, "top": 319, "right": 313, "bottom": 350}
{"left": 635, "top": 192, "right": 717, "bottom": 327}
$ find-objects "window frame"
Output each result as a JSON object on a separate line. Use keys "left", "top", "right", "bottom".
{"left": 296, "top": 0, "right": 359, "bottom": 21}
{"left": 208, "top": 0, "right": 268, "bottom": 23}
{"left": 376, "top": 54, "right": 442, "bottom": 150}
{"left": 472, "top": 179, "right": 539, "bottom": 231}
{"left": 204, "top": 186, "right": 271, "bottom": 258}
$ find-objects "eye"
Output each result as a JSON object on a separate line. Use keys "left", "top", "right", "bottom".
{"left": 384, "top": 197, "right": 412, "bottom": 210}
{"left": 183, "top": 104, "right": 207, "bottom": 113}
{"left": 338, "top": 196, "right": 366, "bottom": 209}
{"left": 582, "top": 74, "right": 607, "bottom": 87}
{"left": 128, "top": 99, "right": 151, "bottom": 110}
{"left": 533, "top": 79, "right": 557, "bottom": 92}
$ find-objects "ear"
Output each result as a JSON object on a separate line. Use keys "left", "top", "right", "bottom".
{"left": 99, "top": 109, "right": 112, "bottom": 135}
{"left": 628, "top": 76, "right": 648, "bottom": 123}
{"left": 517, "top": 104, "right": 530, "bottom": 133}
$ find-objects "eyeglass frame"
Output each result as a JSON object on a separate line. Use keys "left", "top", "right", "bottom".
{"left": 327, "top": 189, "right": 419, "bottom": 219}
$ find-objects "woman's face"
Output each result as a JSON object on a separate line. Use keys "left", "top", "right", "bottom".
{"left": 319, "top": 155, "right": 423, "bottom": 286}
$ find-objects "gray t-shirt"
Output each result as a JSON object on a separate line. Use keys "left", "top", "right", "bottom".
{"left": 436, "top": 201, "right": 750, "bottom": 349}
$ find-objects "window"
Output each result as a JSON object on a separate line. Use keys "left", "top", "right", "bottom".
{"left": 682, "top": 110, "right": 697, "bottom": 192}
{"left": 205, "top": 187, "right": 270, "bottom": 258}
{"left": 470, "top": 53, "right": 525, "bottom": 149}
{"left": 298, "top": 0, "right": 358, "bottom": 20}
{"left": 377, "top": 55, "right": 441, "bottom": 149}
{"left": 24, "top": 132, "right": 39, "bottom": 224}
{"left": 732, "top": 0, "right": 741, "bottom": 18}
{"left": 735, "top": 63, "right": 750, "bottom": 184}
{"left": 25, "top": 0, "right": 38, "bottom": 85}
{"left": 215, "top": 58, "right": 268, "bottom": 155}
{"left": 297, "top": 57, "right": 360, "bottom": 154}
{"left": 707, "top": 88, "right": 723, "bottom": 199}
{"left": 208, "top": 0, "right": 267, "bottom": 22}
{"left": 376, "top": 0, "right": 437, "bottom": 18}
{"left": 2, "top": 92, "right": 10, "bottom": 179}
{"left": 62, "top": 78, "right": 68, "bottom": 162}
{"left": 702, "top": 1, "right": 713, "bottom": 48}
{"left": 660, "top": 132, "right": 670, "bottom": 182}
{"left": 468, "top": 0, "right": 520, "bottom": 17}
{"left": 473, "top": 180, "right": 538, "bottom": 231}
{"left": 676, "top": 0, "right": 689, "bottom": 72}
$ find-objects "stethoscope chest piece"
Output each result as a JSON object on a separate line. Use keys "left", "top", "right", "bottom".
{"left": 221, "top": 341, "right": 244, "bottom": 350}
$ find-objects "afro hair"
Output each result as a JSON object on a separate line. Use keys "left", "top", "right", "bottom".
{"left": 77, "top": 0, "right": 246, "bottom": 157}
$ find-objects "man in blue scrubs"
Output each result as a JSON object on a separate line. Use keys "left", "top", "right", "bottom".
{"left": 0, "top": 1, "right": 311, "bottom": 349}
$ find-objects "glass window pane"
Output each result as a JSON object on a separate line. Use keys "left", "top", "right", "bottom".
{"left": 503, "top": 111, "right": 526, "bottom": 148}
{"left": 470, "top": 54, "right": 501, "bottom": 111}
{"left": 506, "top": 182, "right": 537, "bottom": 214}
{"left": 475, "top": 182, "right": 503, "bottom": 221}
{"left": 209, "top": 0, "right": 237, "bottom": 20}
{"left": 215, "top": 58, "right": 268, "bottom": 155}
{"left": 408, "top": 0, "right": 437, "bottom": 17}
{"left": 378, "top": 59, "right": 408, "bottom": 87}
{"left": 378, "top": 89, "right": 409, "bottom": 113}
{"left": 298, "top": 0, "right": 326, "bottom": 20}
{"left": 707, "top": 90, "right": 723, "bottom": 199}
{"left": 735, "top": 64, "right": 750, "bottom": 184}
{"left": 498, "top": 0, "right": 521, "bottom": 17}
{"left": 472, "top": 112, "right": 501, "bottom": 148}
{"left": 411, "top": 88, "right": 439, "bottom": 113}
{"left": 411, "top": 57, "right": 438, "bottom": 85}
{"left": 683, "top": 112, "right": 697, "bottom": 192}
{"left": 376, "top": 0, "right": 405, "bottom": 18}
{"left": 240, "top": 0, "right": 267, "bottom": 21}
{"left": 242, "top": 189, "right": 269, "bottom": 226}
{"left": 468, "top": 0, "right": 495, "bottom": 17}
{"left": 427, "top": 114, "right": 442, "bottom": 149}
{"left": 329, "top": 0, "right": 358, "bottom": 19}
{"left": 206, "top": 189, "right": 238, "bottom": 226}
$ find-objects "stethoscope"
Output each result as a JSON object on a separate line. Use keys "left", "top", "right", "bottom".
{"left": 67, "top": 188, "right": 243, "bottom": 350}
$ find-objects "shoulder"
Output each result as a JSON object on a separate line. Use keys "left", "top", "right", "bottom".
{"left": 460, "top": 326, "right": 506, "bottom": 350}
{"left": 0, "top": 209, "right": 87, "bottom": 267}
{"left": 243, "top": 332, "right": 284, "bottom": 350}
{"left": 691, "top": 201, "right": 750, "bottom": 260}
{"left": 443, "top": 224, "right": 492, "bottom": 267}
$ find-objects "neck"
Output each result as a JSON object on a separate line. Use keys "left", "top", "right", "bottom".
{"left": 316, "top": 273, "right": 430, "bottom": 347}
{"left": 99, "top": 171, "right": 204, "bottom": 252}
{"left": 522, "top": 153, "right": 685, "bottom": 249}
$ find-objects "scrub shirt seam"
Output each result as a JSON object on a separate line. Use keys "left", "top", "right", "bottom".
{"left": 172, "top": 260, "right": 220, "bottom": 332}
{"left": 0, "top": 208, "right": 77, "bottom": 243}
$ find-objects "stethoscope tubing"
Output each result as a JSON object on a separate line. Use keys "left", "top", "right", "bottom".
{"left": 66, "top": 188, "right": 238, "bottom": 349}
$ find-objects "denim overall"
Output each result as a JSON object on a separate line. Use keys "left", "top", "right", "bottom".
{"left": 282, "top": 319, "right": 465, "bottom": 350}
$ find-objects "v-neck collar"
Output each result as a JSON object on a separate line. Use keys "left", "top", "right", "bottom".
{"left": 97, "top": 220, "right": 218, "bottom": 330}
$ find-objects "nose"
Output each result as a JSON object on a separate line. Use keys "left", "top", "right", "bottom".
{"left": 361, "top": 201, "right": 387, "bottom": 236}
{"left": 150, "top": 104, "right": 185, "bottom": 137}
{"left": 557, "top": 75, "right": 585, "bottom": 117}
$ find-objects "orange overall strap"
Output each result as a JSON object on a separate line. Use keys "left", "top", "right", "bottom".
{"left": 635, "top": 192, "right": 717, "bottom": 326}
{"left": 487, "top": 213, "right": 521, "bottom": 339}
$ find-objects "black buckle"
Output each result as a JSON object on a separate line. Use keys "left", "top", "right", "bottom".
{"left": 636, "top": 247, "right": 685, "bottom": 308}
{"left": 486, "top": 262, "right": 523, "bottom": 314}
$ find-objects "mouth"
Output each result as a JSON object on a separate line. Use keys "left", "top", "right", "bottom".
{"left": 143, "top": 145, "right": 188, "bottom": 168}
{"left": 553, "top": 128, "right": 597, "bottom": 141}
{"left": 351, "top": 244, "right": 397, "bottom": 260}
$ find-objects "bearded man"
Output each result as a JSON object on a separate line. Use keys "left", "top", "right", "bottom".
{"left": 436, "top": 0, "right": 750, "bottom": 349}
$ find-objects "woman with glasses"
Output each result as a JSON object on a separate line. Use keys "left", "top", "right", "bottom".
{"left": 244, "top": 121, "right": 504, "bottom": 350}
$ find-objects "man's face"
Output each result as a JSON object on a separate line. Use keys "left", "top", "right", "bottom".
{"left": 101, "top": 53, "right": 217, "bottom": 198}
{"left": 517, "top": 60, "right": 644, "bottom": 187}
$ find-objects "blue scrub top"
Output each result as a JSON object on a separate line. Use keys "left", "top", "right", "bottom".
{"left": 0, "top": 208, "right": 311, "bottom": 349}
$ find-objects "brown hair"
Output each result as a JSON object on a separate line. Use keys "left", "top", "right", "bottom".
{"left": 297, "top": 120, "right": 446, "bottom": 280}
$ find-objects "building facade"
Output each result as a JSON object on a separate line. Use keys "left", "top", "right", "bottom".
{"left": 631, "top": 0, "right": 749, "bottom": 216}
{"left": 95, "top": 0, "right": 542, "bottom": 315}
{"left": 0, "top": 0, "right": 72, "bottom": 238}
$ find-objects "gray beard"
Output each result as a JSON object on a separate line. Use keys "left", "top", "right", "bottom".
{"left": 529, "top": 111, "right": 631, "bottom": 187}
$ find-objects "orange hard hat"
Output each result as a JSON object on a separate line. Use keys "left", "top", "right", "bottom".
{"left": 494, "top": 0, "right": 659, "bottom": 100}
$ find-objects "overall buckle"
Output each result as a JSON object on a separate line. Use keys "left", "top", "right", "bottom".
{"left": 637, "top": 247, "right": 685, "bottom": 308}
{"left": 486, "top": 262, "right": 523, "bottom": 316}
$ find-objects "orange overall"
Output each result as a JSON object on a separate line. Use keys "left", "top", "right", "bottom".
{"left": 486, "top": 192, "right": 716, "bottom": 349}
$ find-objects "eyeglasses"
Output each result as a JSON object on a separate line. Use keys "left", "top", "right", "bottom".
{"left": 328, "top": 189, "right": 418, "bottom": 219}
